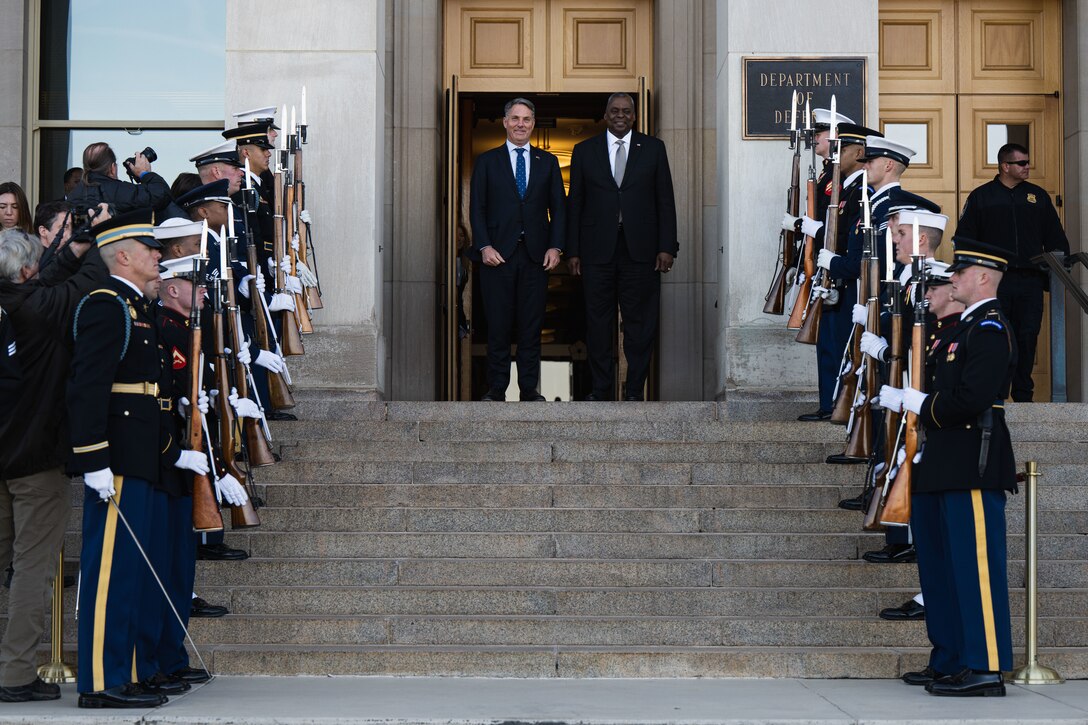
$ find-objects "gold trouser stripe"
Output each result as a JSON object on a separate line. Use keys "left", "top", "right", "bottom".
{"left": 132, "top": 647, "right": 138, "bottom": 682}
{"left": 92, "top": 476, "right": 124, "bottom": 692}
{"left": 971, "top": 489, "right": 999, "bottom": 671}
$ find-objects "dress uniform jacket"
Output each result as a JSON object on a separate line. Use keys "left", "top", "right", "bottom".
{"left": 154, "top": 306, "right": 193, "bottom": 498}
{"left": 915, "top": 300, "right": 1017, "bottom": 494}
{"left": 67, "top": 276, "right": 164, "bottom": 483}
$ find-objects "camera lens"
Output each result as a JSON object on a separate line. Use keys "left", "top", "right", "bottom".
{"left": 142, "top": 147, "right": 158, "bottom": 164}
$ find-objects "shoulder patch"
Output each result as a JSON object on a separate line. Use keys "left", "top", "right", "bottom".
{"left": 172, "top": 347, "right": 187, "bottom": 370}
{"left": 979, "top": 319, "right": 1004, "bottom": 331}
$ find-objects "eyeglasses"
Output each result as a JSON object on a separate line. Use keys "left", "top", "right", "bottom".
{"left": 1003, "top": 159, "right": 1030, "bottom": 167}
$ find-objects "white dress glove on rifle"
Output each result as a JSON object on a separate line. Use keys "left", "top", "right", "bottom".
{"left": 298, "top": 209, "right": 311, "bottom": 225}
{"left": 84, "top": 468, "right": 116, "bottom": 501}
{"left": 268, "top": 292, "right": 296, "bottom": 313}
{"left": 816, "top": 248, "right": 839, "bottom": 271}
{"left": 254, "top": 271, "right": 266, "bottom": 296}
{"left": 851, "top": 304, "right": 867, "bottom": 327}
{"left": 873, "top": 385, "right": 903, "bottom": 412}
{"left": 238, "top": 274, "right": 254, "bottom": 299}
{"left": 896, "top": 445, "right": 923, "bottom": 466}
{"left": 902, "top": 387, "right": 927, "bottom": 415}
{"left": 860, "top": 331, "right": 889, "bottom": 362}
{"left": 285, "top": 275, "right": 303, "bottom": 295}
{"left": 810, "top": 285, "right": 839, "bottom": 305}
{"left": 215, "top": 473, "right": 249, "bottom": 507}
{"left": 291, "top": 233, "right": 300, "bottom": 252}
{"left": 296, "top": 260, "right": 318, "bottom": 288}
{"left": 177, "top": 390, "right": 209, "bottom": 417}
{"left": 236, "top": 341, "right": 252, "bottom": 367}
{"left": 255, "top": 350, "right": 286, "bottom": 373}
{"left": 800, "top": 216, "right": 823, "bottom": 238}
{"left": 229, "top": 387, "right": 262, "bottom": 419}
{"left": 175, "top": 449, "right": 210, "bottom": 475}
{"left": 781, "top": 213, "right": 801, "bottom": 232}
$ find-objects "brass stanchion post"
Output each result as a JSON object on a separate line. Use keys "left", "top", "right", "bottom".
{"left": 37, "top": 548, "right": 76, "bottom": 684}
{"left": 1011, "top": 461, "right": 1063, "bottom": 684}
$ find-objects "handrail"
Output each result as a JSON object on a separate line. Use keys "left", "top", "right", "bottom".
{"left": 1032, "top": 251, "right": 1088, "bottom": 403}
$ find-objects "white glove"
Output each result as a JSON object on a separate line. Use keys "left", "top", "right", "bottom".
{"left": 177, "top": 390, "right": 209, "bottom": 417}
{"left": 816, "top": 248, "right": 839, "bottom": 271}
{"left": 781, "top": 213, "right": 801, "bottom": 232}
{"left": 874, "top": 385, "right": 903, "bottom": 413}
{"left": 800, "top": 216, "right": 823, "bottom": 238}
{"left": 255, "top": 349, "right": 286, "bottom": 373}
{"left": 84, "top": 468, "right": 116, "bottom": 501}
{"left": 860, "top": 331, "right": 889, "bottom": 361}
{"left": 291, "top": 232, "right": 300, "bottom": 252}
{"left": 269, "top": 292, "right": 296, "bottom": 312}
{"left": 281, "top": 255, "right": 291, "bottom": 272}
{"left": 285, "top": 275, "right": 303, "bottom": 294}
{"left": 236, "top": 341, "right": 252, "bottom": 366}
{"left": 267, "top": 257, "right": 277, "bottom": 276}
{"left": 902, "top": 387, "right": 927, "bottom": 415}
{"left": 296, "top": 260, "right": 319, "bottom": 288}
{"left": 896, "top": 446, "right": 923, "bottom": 467}
{"left": 215, "top": 473, "right": 249, "bottom": 507}
{"left": 209, "top": 389, "right": 219, "bottom": 406}
{"left": 175, "top": 449, "right": 211, "bottom": 475}
{"left": 299, "top": 209, "right": 312, "bottom": 225}
{"left": 851, "top": 304, "right": 867, "bottom": 326}
{"left": 229, "top": 388, "right": 262, "bottom": 419}
{"left": 811, "top": 285, "right": 840, "bottom": 305}
{"left": 238, "top": 274, "right": 254, "bottom": 299}
{"left": 254, "top": 271, "right": 266, "bottom": 295}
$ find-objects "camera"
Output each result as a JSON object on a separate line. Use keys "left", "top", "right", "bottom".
{"left": 70, "top": 202, "right": 113, "bottom": 240}
{"left": 123, "top": 147, "right": 158, "bottom": 181}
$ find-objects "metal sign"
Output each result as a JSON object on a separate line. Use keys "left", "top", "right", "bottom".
{"left": 742, "top": 57, "right": 866, "bottom": 139}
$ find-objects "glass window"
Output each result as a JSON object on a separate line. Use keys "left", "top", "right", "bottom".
{"left": 39, "top": 0, "right": 225, "bottom": 121}
{"left": 882, "top": 122, "right": 928, "bottom": 165}
{"left": 986, "top": 123, "right": 1029, "bottom": 164}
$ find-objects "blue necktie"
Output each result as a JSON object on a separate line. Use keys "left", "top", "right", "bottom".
{"left": 515, "top": 147, "right": 527, "bottom": 199}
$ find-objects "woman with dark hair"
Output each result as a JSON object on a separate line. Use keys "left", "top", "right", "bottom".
{"left": 0, "top": 182, "right": 32, "bottom": 234}
{"left": 65, "top": 142, "right": 173, "bottom": 214}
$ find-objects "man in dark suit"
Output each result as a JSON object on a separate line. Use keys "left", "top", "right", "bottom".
{"left": 470, "top": 97, "right": 565, "bottom": 401}
{"left": 567, "top": 93, "right": 677, "bottom": 401}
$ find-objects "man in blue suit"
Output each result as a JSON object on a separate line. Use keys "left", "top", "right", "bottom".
{"left": 470, "top": 98, "right": 566, "bottom": 401}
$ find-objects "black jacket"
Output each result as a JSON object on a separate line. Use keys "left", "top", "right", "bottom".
{"left": 469, "top": 144, "right": 566, "bottom": 264}
{"left": 915, "top": 300, "right": 1017, "bottom": 494}
{"left": 0, "top": 245, "right": 107, "bottom": 479}
{"left": 67, "top": 170, "right": 173, "bottom": 215}
{"left": 567, "top": 131, "right": 678, "bottom": 263}
{"left": 66, "top": 276, "right": 165, "bottom": 482}
{"left": 955, "top": 177, "right": 1069, "bottom": 269}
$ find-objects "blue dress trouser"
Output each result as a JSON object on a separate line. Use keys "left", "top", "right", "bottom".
{"left": 815, "top": 300, "right": 852, "bottom": 413}
{"left": 912, "top": 489, "right": 1013, "bottom": 674}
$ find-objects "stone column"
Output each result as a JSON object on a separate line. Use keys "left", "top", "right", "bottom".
{"left": 714, "top": 0, "right": 879, "bottom": 398}
{"left": 226, "top": 0, "right": 387, "bottom": 396}
{"left": 1064, "top": 0, "right": 1087, "bottom": 402}
{"left": 0, "top": 1, "right": 26, "bottom": 183}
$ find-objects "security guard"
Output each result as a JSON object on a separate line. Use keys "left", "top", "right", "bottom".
{"left": 67, "top": 209, "right": 210, "bottom": 708}
{"left": 879, "top": 237, "right": 1017, "bottom": 697}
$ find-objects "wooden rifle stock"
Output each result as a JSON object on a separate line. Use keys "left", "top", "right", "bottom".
{"left": 764, "top": 142, "right": 801, "bottom": 315}
{"left": 795, "top": 154, "right": 841, "bottom": 343}
{"left": 293, "top": 143, "right": 323, "bottom": 310}
{"left": 244, "top": 237, "right": 295, "bottom": 410}
{"left": 273, "top": 168, "right": 305, "bottom": 356}
{"left": 187, "top": 283, "right": 223, "bottom": 533}
{"left": 863, "top": 302, "right": 905, "bottom": 531}
{"left": 841, "top": 254, "right": 881, "bottom": 459}
{"left": 830, "top": 258, "right": 868, "bottom": 425}
{"left": 285, "top": 184, "right": 313, "bottom": 334}
{"left": 212, "top": 287, "right": 261, "bottom": 529}
{"left": 787, "top": 172, "right": 818, "bottom": 330}
{"left": 880, "top": 318, "right": 922, "bottom": 527}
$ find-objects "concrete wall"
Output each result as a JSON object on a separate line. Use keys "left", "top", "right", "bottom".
{"left": 226, "top": 0, "right": 387, "bottom": 397}
{"left": 1065, "top": 0, "right": 1087, "bottom": 402}
{"left": 715, "top": 0, "right": 880, "bottom": 398}
{"left": 0, "top": 0, "right": 26, "bottom": 183}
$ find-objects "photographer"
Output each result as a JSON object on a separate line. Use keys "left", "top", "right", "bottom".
{"left": 0, "top": 210, "right": 108, "bottom": 702}
{"left": 33, "top": 200, "right": 74, "bottom": 251}
{"left": 66, "top": 142, "right": 172, "bottom": 215}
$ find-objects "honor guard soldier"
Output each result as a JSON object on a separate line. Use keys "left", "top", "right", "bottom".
{"left": 223, "top": 122, "right": 277, "bottom": 273}
{"left": 879, "top": 238, "right": 1017, "bottom": 697}
{"left": 67, "top": 209, "right": 211, "bottom": 708}
{"left": 191, "top": 140, "right": 245, "bottom": 197}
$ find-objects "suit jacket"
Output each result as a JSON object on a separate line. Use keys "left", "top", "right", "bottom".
{"left": 915, "top": 300, "right": 1017, "bottom": 494}
{"left": 469, "top": 143, "right": 566, "bottom": 264}
{"left": 566, "top": 131, "right": 678, "bottom": 263}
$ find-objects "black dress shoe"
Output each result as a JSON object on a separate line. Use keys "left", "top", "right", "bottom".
{"left": 168, "top": 666, "right": 211, "bottom": 684}
{"left": 623, "top": 395, "right": 643, "bottom": 401}
{"left": 881, "top": 599, "right": 925, "bottom": 621}
{"left": 902, "top": 666, "right": 944, "bottom": 686}
{"left": 197, "top": 543, "right": 249, "bottom": 561}
{"left": 584, "top": 393, "right": 606, "bottom": 402}
{"left": 268, "top": 410, "right": 297, "bottom": 421}
{"left": 78, "top": 683, "right": 166, "bottom": 708}
{"left": 520, "top": 393, "right": 546, "bottom": 402}
{"left": 926, "top": 669, "right": 1005, "bottom": 697}
{"left": 0, "top": 677, "right": 60, "bottom": 702}
{"left": 838, "top": 493, "right": 866, "bottom": 511}
{"left": 481, "top": 389, "right": 506, "bottom": 402}
{"left": 826, "top": 453, "right": 867, "bottom": 465}
{"left": 138, "top": 674, "right": 191, "bottom": 695}
{"left": 797, "top": 410, "right": 831, "bottom": 422}
{"left": 190, "top": 596, "right": 229, "bottom": 618}
{"left": 863, "top": 543, "right": 916, "bottom": 563}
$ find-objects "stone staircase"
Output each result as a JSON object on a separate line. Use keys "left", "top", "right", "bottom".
{"left": 18, "top": 395, "right": 1088, "bottom": 677}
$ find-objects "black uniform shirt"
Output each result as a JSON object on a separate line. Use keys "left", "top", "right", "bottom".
{"left": 956, "top": 177, "right": 1069, "bottom": 269}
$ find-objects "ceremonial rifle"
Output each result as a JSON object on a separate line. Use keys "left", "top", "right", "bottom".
{"left": 840, "top": 200, "right": 879, "bottom": 460}
{"left": 284, "top": 174, "right": 313, "bottom": 334}
{"left": 293, "top": 109, "right": 323, "bottom": 310}
{"left": 186, "top": 249, "right": 224, "bottom": 534}
{"left": 880, "top": 249, "right": 925, "bottom": 527}
{"left": 786, "top": 99, "right": 816, "bottom": 329}
{"left": 764, "top": 90, "right": 800, "bottom": 316}
{"left": 795, "top": 95, "right": 841, "bottom": 344}
{"left": 273, "top": 138, "right": 305, "bottom": 356}
{"left": 830, "top": 177, "right": 871, "bottom": 425}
